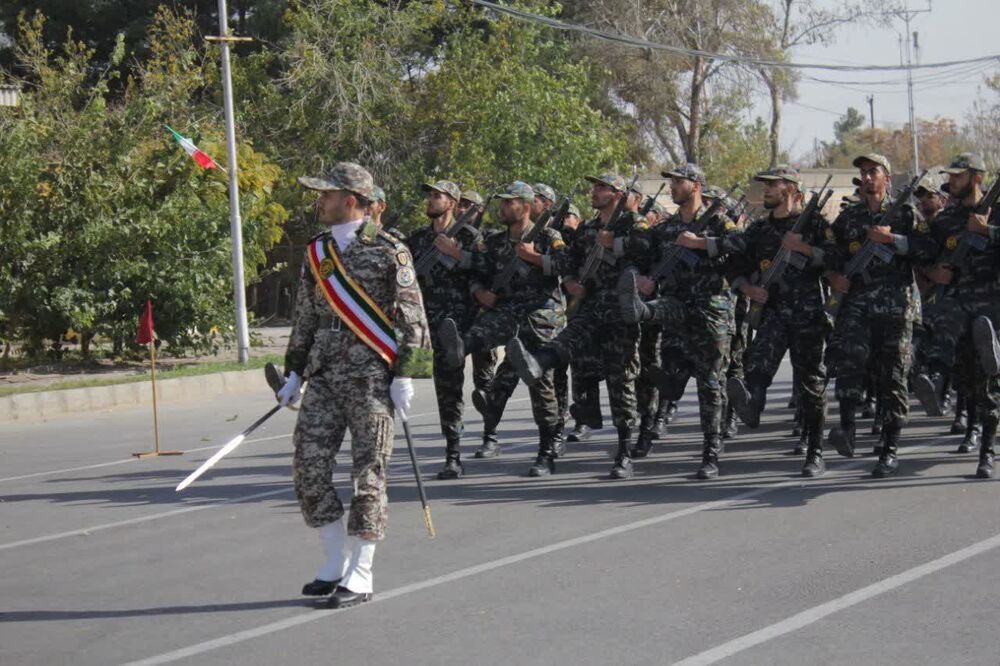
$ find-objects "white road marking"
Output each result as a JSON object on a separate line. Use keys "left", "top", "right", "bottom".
{"left": 670, "top": 529, "right": 1000, "bottom": 666}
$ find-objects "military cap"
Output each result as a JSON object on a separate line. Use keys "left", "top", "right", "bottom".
{"left": 852, "top": 153, "right": 892, "bottom": 174}
{"left": 567, "top": 203, "right": 582, "bottom": 219}
{"left": 584, "top": 173, "right": 627, "bottom": 192}
{"left": 661, "top": 162, "right": 708, "bottom": 186}
{"left": 421, "top": 179, "right": 462, "bottom": 201}
{"left": 460, "top": 190, "right": 484, "bottom": 206}
{"left": 643, "top": 198, "right": 666, "bottom": 215}
{"left": 755, "top": 165, "right": 802, "bottom": 190}
{"left": 298, "top": 161, "right": 375, "bottom": 199}
{"left": 370, "top": 185, "right": 386, "bottom": 203}
{"left": 915, "top": 171, "right": 947, "bottom": 197}
{"left": 702, "top": 185, "right": 725, "bottom": 200}
{"left": 941, "top": 152, "right": 986, "bottom": 174}
{"left": 496, "top": 181, "right": 535, "bottom": 201}
{"left": 533, "top": 183, "right": 556, "bottom": 202}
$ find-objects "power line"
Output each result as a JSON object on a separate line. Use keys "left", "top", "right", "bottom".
{"left": 469, "top": 0, "right": 1000, "bottom": 73}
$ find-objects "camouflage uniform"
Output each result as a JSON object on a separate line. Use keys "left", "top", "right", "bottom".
{"left": 286, "top": 202, "right": 432, "bottom": 541}
{"left": 405, "top": 181, "right": 484, "bottom": 453}
{"left": 823, "top": 159, "right": 938, "bottom": 471}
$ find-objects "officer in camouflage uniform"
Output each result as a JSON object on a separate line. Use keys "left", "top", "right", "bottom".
{"left": 911, "top": 153, "right": 1000, "bottom": 478}
{"left": 723, "top": 166, "right": 832, "bottom": 477}
{"left": 507, "top": 173, "right": 650, "bottom": 480}
{"left": 619, "top": 163, "right": 734, "bottom": 480}
{"left": 405, "top": 180, "right": 485, "bottom": 480}
{"left": 440, "top": 181, "right": 572, "bottom": 476}
{"left": 282, "top": 162, "right": 432, "bottom": 609}
{"left": 458, "top": 189, "right": 500, "bottom": 402}
{"left": 823, "top": 153, "right": 938, "bottom": 478}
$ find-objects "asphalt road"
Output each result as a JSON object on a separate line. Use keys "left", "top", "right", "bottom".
{"left": 2, "top": 360, "right": 999, "bottom": 666}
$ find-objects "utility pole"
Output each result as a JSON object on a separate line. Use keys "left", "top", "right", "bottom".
{"left": 210, "top": 0, "right": 253, "bottom": 364}
{"left": 867, "top": 95, "right": 875, "bottom": 130}
{"left": 888, "top": 0, "right": 932, "bottom": 177}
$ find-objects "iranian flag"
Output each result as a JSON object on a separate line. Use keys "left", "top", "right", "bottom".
{"left": 165, "top": 125, "right": 220, "bottom": 170}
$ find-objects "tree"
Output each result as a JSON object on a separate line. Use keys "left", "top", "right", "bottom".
{"left": 965, "top": 71, "right": 1000, "bottom": 171}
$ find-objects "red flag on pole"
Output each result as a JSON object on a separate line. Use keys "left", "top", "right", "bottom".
{"left": 136, "top": 299, "right": 155, "bottom": 345}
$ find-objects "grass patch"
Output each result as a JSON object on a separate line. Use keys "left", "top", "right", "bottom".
{"left": 0, "top": 354, "right": 284, "bottom": 399}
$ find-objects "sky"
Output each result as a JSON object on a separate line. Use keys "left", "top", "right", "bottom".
{"left": 766, "top": 0, "right": 1000, "bottom": 160}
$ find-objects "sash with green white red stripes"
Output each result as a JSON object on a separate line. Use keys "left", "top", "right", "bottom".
{"left": 307, "top": 235, "right": 398, "bottom": 366}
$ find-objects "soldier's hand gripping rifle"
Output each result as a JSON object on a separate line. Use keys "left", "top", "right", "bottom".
{"left": 413, "top": 200, "right": 483, "bottom": 278}
{"left": 825, "top": 170, "right": 926, "bottom": 319}
{"left": 492, "top": 197, "right": 570, "bottom": 295}
{"left": 566, "top": 176, "right": 640, "bottom": 314}
{"left": 746, "top": 175, "right": 834, "bottom": 329}
{"left": 927, "top": 172, "right": 1000, "bottom": 304}
{"left": 646, "top": 183, "right": 740, "bottom": 289}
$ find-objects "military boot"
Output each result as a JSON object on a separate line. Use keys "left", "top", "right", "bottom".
{"left": 801, "top": 412, "right": 826, "bottom": 478}
{"left": 727, "top": 376, "right": 762, "bottom": 429}
{"left": 438, "top": 318, "right": 466, "bottom": 369}
{"left": 860, "top": 394, "right": 876, "bottom": 419}
{"left": 618, "top": 269, "right": 653, "bottom": 323}
{"left": 723, "top": 403, "right": 739, "bottom": 439}
{"left": 829, "top": 400, "right": 857, "bottom": 458}
{"left": 913, "top": 373, "right": 944, "bottom": 417}
{"left": 958, "top": 399, "right": 980, "bottom": 453}
{"left": 872, "top": 421, "right": 901, "bottom": 478}
{"left": 653, "top": 397, "right": 671, "bottom": 437}
{"left": 664, "top": 400, "right": 679, "bottom": 424}
{"left": 951, "top": 391, "right": 967, "bottom": 435}
{"left": 972, "top": 316, "right": 1000, "bottom": 376}
{"left": 871, "top": 400, "right": 884, "bottom": 435}
{"left": 610, "top": 431, "right": 634, "bottom": 480}
{"left": 528, "top": 433, "right": 557, "bottom": 477}
{"left": 696, "top": 437, "right": 721, "bottom": 480}
{"left": 976, "top": 422, "right": 996, "bottom": 479}
{"left": 436, "top": 438, "right": 464, "bottom": 480}
{"left": 507, "top": 338, "right": 558, "bottom": 387}
{"left": 552, "top": 430, "right": 567, "bottom": 458}
{"left": 793, "top": 420, "right": 809, "bottom": 456}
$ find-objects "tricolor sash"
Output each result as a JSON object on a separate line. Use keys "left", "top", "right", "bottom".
{"left": 307, "top": 236, "right": 398, "bottom": 366}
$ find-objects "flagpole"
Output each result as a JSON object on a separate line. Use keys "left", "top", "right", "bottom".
{"left": 150, "top": 341, "right": 161, "bottom": 454}
{"left": 133, "top": 301, "right": 183, "bottom": 459}
{"left": 216, "top": 0, "right": 251, "bottom": 364}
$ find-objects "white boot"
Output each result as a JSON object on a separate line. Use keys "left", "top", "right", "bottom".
{"left": 316, "top": 518, "right": 349, "bottom": 582}
{"left": 340, "top": 536, "right": 376, "bottom": 594}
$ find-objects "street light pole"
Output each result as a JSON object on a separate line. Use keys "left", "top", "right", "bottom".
{"left": 215, "top": 0, "right": 250, "bottom": 364}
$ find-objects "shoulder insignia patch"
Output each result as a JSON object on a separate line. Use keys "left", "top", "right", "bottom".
{"left": 635, "top": 220, "right": 650, "bottom": 231}
{"left": 760, "top": 259, "right": 772, "bottom": 271}
{"left": 824, "top": 228, "right": 835, "bottom": 241}
{"left": 945, "top": 235, "right": 958, "bottom": 250}
{"left": 397, "top": 266, "right": 416, "bottom": 287}
{"left": 551, "top": 239, "right": 566, "bottom": 250}
{"left": 395, "top": 249, "right": 410, "bottom": 266}
{"left": 916, "top": 221, "right": 930, "bottom": 233}
{"left": 725, "top": 221, "right": 737, "bottom": 231}
{"left": 359, "top": 220, "right": 378, "bottom": 242}
{"left": 849, "top": 240, "right": 862, "bottom": 254}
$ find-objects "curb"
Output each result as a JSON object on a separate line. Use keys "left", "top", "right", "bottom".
{"left": 0, "top": 369, "right": 265, "bottom": 424}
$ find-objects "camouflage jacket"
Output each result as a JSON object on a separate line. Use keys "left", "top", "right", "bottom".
{"left": 722, "top": 210, "right": 829, "bottom": 306}
{"left": 932, "top": 202, "right": 1000, "bottom": 293}
{"left": 405, "top": 221, "right": 484, "bottom": 322}
{"left": 822, "top": 196, "right": 937, "bottom": 294}
{"left": 645, "top": 206, "right": 735, "bottom": 302}
{"left": 570, "top": 212, "right": 649, "bottom": 293}
{"left": 285, "top": 220, "right": 432, "bottom": 380}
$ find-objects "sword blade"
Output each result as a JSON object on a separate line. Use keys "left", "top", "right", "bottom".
{"left": 175, "top": 404, "right": 282, "bottom": 491}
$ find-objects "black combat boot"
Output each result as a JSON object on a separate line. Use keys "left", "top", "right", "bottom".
{"left": 951, "top": 391, "right": 967, "bottom": 435}
{"left": 793, "top": 420, "right": 809, "bottom": 455}
{"left": 653, "top": 397, "right": 671, "bottom": 437}
{"left": 471, "top": 389, "right": 502, "bottom": 458}
{"left": 723, "top": 403, "right": 739, "bottom": 439}
{"left": 958, "top": 398, "right": 980, "bottom": 453}
{"left": 438, "top": 318, "right": 466, "bottom": 369}
{"left": 610, "top": 430, "right": 634, "bottom": 480}
{"left": 976, "top": 422, "right": 996, "bottom": 479}
{"left": 860, "top": 394, "right": 876, "bottom": 419}
{"left": 567, "top": 402, "right": 600, "bottom": 442}
{"left": 631, "top": 430, "right": 655, "bottom": 459}
{"left": 618, "top": 269, "right": 653, "bottom": 323}
{"left": 507, "top": 338, "right": 559, "bottom": 387}
{"left": 664, "top": 400, "right": 678, "bottom": 424}
{"left": 528, "top": 433, "right": 557, "bottom": 477}
{"left": 801, "top": 412, "right": 826, "bottom": 478}
{"left": 552, "top": 430, "right": 567, "bottom": 458}
{"left": 913, "top": 373, "right": 944, "bottom": 417}
{"left": 727, "top": 376, "right": 763, "bottom": 429}
{"left": 871, "top": 399, "right": 884, "bottom": 435}
{"left": 872, "top": 421, "right": 901, "bottom": 478}
{"left": 697, "top": 437, "right": 721, "bottom": 480}
{"left": 972, "top": 316, "right": 1000, "bottom": 376}
{"left": 829, "top": 400, "right": 857, "bottom": 458}
{"left": 437, "top": 438, "right": 464, "bottom": 480}
{"left": 302, "top": 578, "right": 340, "bottom": 596}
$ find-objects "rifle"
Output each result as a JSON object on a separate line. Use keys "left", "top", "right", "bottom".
{"left": 381, "top": 201, "right": 414, "bottom": 234}
{"left": 646, "top": 183, "right": 740, "bottom": 289}
{"left": 746, "top": 175, "right": 834, "bottom": 329}
{"left": 926, "top": 172, "right": 1000, "bottom": 304}
{"left": 566, "top": 175, "right": 640, "bottom": 314}
{"left": 825, "top": 170, "right": 926, "bottom": 318}
{"left": 640, "top": 182, "right": 667, "bottom": 217}
{"left": 492, "top": 197, "right": 570, "bottom": 295}
{"left": 413, "top": 201, "right": 483, "bottom": 278}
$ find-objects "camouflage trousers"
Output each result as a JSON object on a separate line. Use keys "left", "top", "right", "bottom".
{"left": 568, "top": 334, "right": 606, "bottom": 429}
{"left": 427, "top": 302, "right": 475, "bottom": 442}
{"left": 292, "top": 370, "right": 394, "bottom": 541}
{"left": 547, "top": 295, "right": 639, "bottom": 435}
{"left": 920, "top": 288, "right": 1000, "bottom": 428}
{"left": 636, "top": 322, "right": 662, "bottom": 426}
{"left": 727, "top": 296, "right": 750, "bottom": 382}
{"left": 472, "top": 347, "right": 498, "bottom": 393}
{"left": 744, "top": 298, "right": 829, "bottom": 421}
{"left": 650, "top": 294, "right": 733, "bottom": 439}
{"left": 828, "top": 289, "right": 913, "bottom": 428}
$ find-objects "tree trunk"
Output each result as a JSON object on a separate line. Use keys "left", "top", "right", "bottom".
{"left": 686, "top": 56, "right": 704, "bottom": 163}
{"left": 767, "top": 74, "right": 782, "bottom": 168}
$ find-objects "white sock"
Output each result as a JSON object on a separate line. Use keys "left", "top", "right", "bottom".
{"left": 315, "top": 518, "right": 349, "bottom": 582}
{"left": 340, "top": 536, "right": 376, "bottom": 594}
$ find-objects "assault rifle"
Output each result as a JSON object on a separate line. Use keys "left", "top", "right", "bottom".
{"left": 926, "top": 172, "right": 1000, "bottom": 304}
{"left": 746, "top": 175, "right": 834, "bottom": 329}
{"left": 641, "top": 182, "right": 667, "bottom": 217}
{"left": 492, "top": 197, "right": 571, "bottom": 295}
{"left": 825, "top": 171, "right": 926, "bottom": 318}
{"left": 646, "top": 183, "right": 740, "bottom": 289}
{"left": 413, "top": 201, "right": 483, "bottom": 278}
{"left": 566, "top": 175, "right": 640, "bottom": 314}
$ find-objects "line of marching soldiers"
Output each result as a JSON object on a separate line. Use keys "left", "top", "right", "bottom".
{"left": 373, "top": 151, "right": 1000, "bottom": 483}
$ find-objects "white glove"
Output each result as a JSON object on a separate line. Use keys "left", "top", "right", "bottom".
{"left": 390, "top": 377, "right": 414, "bottom": 420}
{"left": 277, "top": 371, "right": 302, "bottom": 407}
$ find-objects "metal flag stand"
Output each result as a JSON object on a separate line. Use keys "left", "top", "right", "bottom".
{"left": 133, "top": 339, "right": 183, "bottom": 459}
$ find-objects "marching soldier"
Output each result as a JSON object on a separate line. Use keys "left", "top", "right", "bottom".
{"left": 724, "top": 166, "right": 832, "bottom": 476}
{"left": 823, "top": 154, "right": 938, "bottom": 477}
{"left": 911, "top": 153, "right": 1000, "bottom": 478}
{"left": 282, "top": 162, "right": 431, "bottom": 608}
{"left": 405, "top": 180, "right": 485, "bottom": 480}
